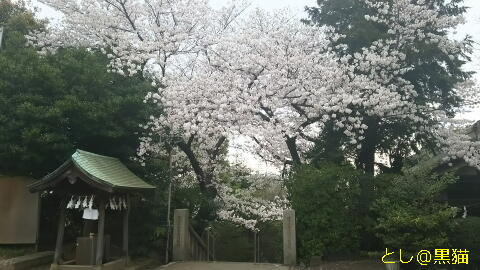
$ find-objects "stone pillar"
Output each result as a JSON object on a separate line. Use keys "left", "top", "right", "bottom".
{"left": 172, "top": 209, "right": 190, "bottom": 261}
{"left": 283, "top": 209, "right": 296, "bottom": 266}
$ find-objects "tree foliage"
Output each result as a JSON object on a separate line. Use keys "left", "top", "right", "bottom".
{"left": 0, "top": 1, "right": 154, "bottom": 177}
{"left": 450, "top": 217, "right": 480, "bottom": 265}
{"left": 287, "top": 163, "right": 363, "bottom": 263}
{"left": 26, "top": 0, "right": 480, "bottom": 230}
{"left": 305, "top": 0, "right": 474, "bottom": 174}
{"left": 372, "top": 163, "right": 458, "bottom": 254}
{"left": 1, "top": 1, "right": 169, "bottom": 256}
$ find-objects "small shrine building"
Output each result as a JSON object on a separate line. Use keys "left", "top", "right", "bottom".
{"left": 29, "top": 149, "right": 155, "bottom": 270}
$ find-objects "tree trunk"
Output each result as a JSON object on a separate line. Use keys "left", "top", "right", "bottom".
{"left": 286, "top": 136, "right": 301, "bottom": 166}
{"left": 309, "top": 121, "right": 344, "bottom": 167}
{"left": 355, "top": 117, "right": 379, "bottom": 250}
{"left": 357, "top": 117, "right": 379, "bottom": 175}
{"left": 176, "top": 137, "right": 223, "bottom": 229}
{"left": 356, "top": 117, "right": 378, "bottom": 207}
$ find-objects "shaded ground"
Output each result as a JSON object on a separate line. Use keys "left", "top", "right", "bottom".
{"left": 157, "top": 262, "right": 290, "bottom": 270}
{"left": 0, "top": 246, "right": 35, "bottom": 260}
{"left": 310, "top": 260, "right": 385, "bottom": 270}
{"left": 4, "top": 257, "right": 161, "bottom": 270}
{"left": 2, "top": 256, "right": 385, "bottom": 270}
{"left": 28, "top": 264, "right": 50, "bottom": 270}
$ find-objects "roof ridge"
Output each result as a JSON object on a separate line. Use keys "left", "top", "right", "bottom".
{"left": 29, "top": 150, "right": 155, "bottom": 193}
{"left": 75, "top": 149, "right": 118, "bottom": 160}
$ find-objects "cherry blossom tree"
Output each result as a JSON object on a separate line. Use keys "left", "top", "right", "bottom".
{"left": 28, "top": 0, "right": 291, "bottom": 228}
{"left": 148, "top": 1, "right": 480, "bottom": 173}
{"left": 28, "top": 0, "right": 480, "bottom": 229}
{"left": 358, "top": 0, "right": 480, "bottom": 171}
{"left": 306, "top": 0, "right": 480, "bottom": 174}
{"left": 29, "top": 0, "right": 245, "bottom": 189}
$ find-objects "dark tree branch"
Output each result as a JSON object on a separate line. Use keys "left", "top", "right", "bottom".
{"left": 177, "top": 139, "right": 208, "bottom": 193}
{"left": 251, "top": 136, "right": 285, "bottom": 163}
{"left": 259, "top": 104, "right": 274, "bottom": 118}
{"left": 255, "top": 111, "right": 271, "bottom": 122}
{"left": 210, "top": 136, "right": 227, "bottom": 161}
{"left": 187, "top": 134, "right": 195, "bottom": 147}
{"left": 117, "top": 0, "right": 144, "bottom": 41}
{"left": 285, "top": 136, "right": 301, "bottom": 165}
{"left": 298, "top": 131, "right": 317, "bottom": 142}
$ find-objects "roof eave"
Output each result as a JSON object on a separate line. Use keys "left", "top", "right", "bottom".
{"left": 28, "top": 160, "right": 73, "bottom": 193}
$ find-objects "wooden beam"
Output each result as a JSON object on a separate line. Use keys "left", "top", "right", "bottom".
{"left": 53, "top": 199, "right": 68, "bottom": 264}
{"left": 122, "top": 194, "right": 130, "bottom": 264}
{"left": 96, "top": 200, "right": 106, "bottom": 265}
{"left": 30, "top": 163, "right": 115, "bottom": 194}
{"left": 35, "top": 193, "right": 42, "bottom": 252}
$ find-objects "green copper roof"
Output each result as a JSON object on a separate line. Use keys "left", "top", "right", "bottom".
{"left": 29, "top": 149, "right": 155, "bottom": 192}
{"left": 71, "top": 150, "right": 155, "bottom": 190}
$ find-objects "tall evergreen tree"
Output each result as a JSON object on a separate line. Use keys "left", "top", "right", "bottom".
{"left": 305, "top": 0, "right": 473, "bottom": 174}
{"left": 0, "top": 0, "right": 155, "bottom": 177}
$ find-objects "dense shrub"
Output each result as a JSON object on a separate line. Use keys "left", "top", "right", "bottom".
{"left": 257, "top": 221, "right": 283, "bottom": 263}
{"left": 287, "top": 163, "right": 364, "bottom": 264}
{"left": 372, "top": 165, "right": 458, "bottom": 257}
{"left": 210, "top": 220, "right": 282, "bottom": 263}
{"left": 450, "top": 217, "right": 480, "bottom": 266}
{"left": 211, "top": 221, "right": 254, "bottom": 262}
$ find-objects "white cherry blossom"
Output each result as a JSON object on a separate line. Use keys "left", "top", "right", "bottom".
{"left": 28, "top": 0, "right": 480, "bottom": 228}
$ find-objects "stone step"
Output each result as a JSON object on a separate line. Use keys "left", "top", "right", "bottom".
{"left": 0, "top": 251, "right": 54, "bottom": 270}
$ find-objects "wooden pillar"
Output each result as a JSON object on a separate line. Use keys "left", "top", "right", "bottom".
{"left": 96, "top": 200, "right": 106, "bottom": 266}
{"left": 253, "top": 231, "right": 257, "bottom": 263}
{"left": 35, "top": 193, "right": 42, "bottom": 252}
{"left": 123, "top": 195, "right": 130, "bottom": 264}
{"left": 53, "top": 199, "right": 68, "bottom": 264}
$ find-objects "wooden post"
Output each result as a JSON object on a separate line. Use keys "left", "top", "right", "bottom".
{"left": 212, "top": 234, "right": 215, "bottom": 260}
{"left": 53, "top": 199, "right": 68, "bottom": 264}
{"left": 123, "top": 195, "right": 130, "bottom": 264}
{"left": 96, "top": 200, "right": 106, "bottom": 265}
{"left": 257, "top": 232, "right": 260, "bottom": 263}
{"left": 206, "top": 229, "right": 210, "bottom": 262}
{"left": 35, "top": 193, "right": 42, "bottom": 252}
{"left": 253, "top": 231, "right": 257, "bottom": 263}
{"left": 165, "top": 148, "right": 173, "bottom": 264}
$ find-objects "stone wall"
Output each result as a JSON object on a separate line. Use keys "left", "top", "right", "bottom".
{"left": 0, "top": 176, "right": 39, "bottom": 244}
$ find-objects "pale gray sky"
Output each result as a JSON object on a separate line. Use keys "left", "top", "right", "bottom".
{"left": 456, "top": 0, "right": 480, "bottom": 120}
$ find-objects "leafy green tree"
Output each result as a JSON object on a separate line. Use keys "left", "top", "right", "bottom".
{"left": 0, "top": 1, "right": 169, "bottom": 255}
{"left": 287, "top": 163, "right": 363, "bottom": 263}
{"left": 372, "top": 163, "right": 458, "bottom": 256}
{"left": 305, "top": 0, "right": 473, "bottom": 174}
{"left": 0, "top": 0, "right": 155, "bottom": 178}
{"left": 450, "top": 217, "right": 480, "bottom": 266}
